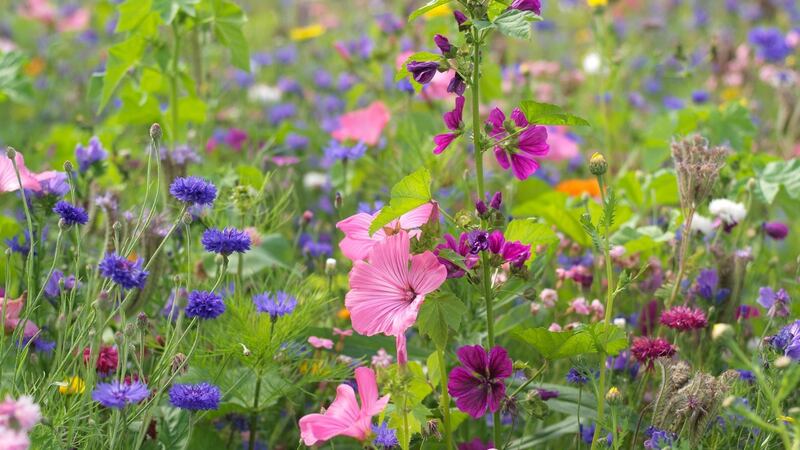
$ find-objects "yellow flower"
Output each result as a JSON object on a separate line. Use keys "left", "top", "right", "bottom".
{"left": 606, "top": 386, "right": 621, "bottom": 402}
{"left": 337, "top": 307, "right": 350, "bottom": 320}
{"left": 423, "top": 4, "right": 451, "bottom": 19}
{"left": 587, "top": 0, "right": 607, "bottom": 7}
{"left": 58, "top": 376, "right": 86, "bottom": 395}
{"left": 778, "top": 415, "right": 796, "bottom": 423}
{"left": 289, "top": 24, "right": 325, "bottom": 42}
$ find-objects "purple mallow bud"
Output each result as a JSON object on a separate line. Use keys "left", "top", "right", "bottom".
{"left": 489, "top": 192, "right": 503, "bottom": 210}
{"left": 407, "top": 61, "right": 439, "bottom": 84}
{"left": 434, "top": 34, "right": 451, "bottom": 54}
{"left": 453, "top": 10, "right": 468, "bottom": 26}
{"left": 476, "top": 200, "right": 488, "bottom": 216}
{"left": 510, "top": 0, "right": 541, "bottom": 14}
{"left": 764, "top": 221, "right": 789, "bottom": 240}
{"left": 447, "top": 74, "right": 466, "bottom": 96}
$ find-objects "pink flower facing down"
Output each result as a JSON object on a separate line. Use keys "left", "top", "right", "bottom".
{"left": 0, "top": 152, "right": 41, "bottom": 193}
{"left": 1, "top": 293, "right": 39, "bottom": 339}
{"left": 433, "top": 96, "right": 465, "bottom": 154}
{"left": 331, "top": 101, "right": 391, "bottom": 146}
{"left": 659, "top": 306, "right": 708, "bottom": 331}
{"left": 299, "top": 367, "right": 390, "bottom": 445}
{"left": 308, "top": 336, "right": 334, "bottom": 349}
{"left": 336, "top": 202, "right": 438, "bottom": 262}
{"left": 345, "top": 231, "right": 447, "bottom": 364}
{"left": 486, "top": 107, "right": 549, "bottom": 180}
{"left": 447, "top": 345, "right": 513, "bottom": 418}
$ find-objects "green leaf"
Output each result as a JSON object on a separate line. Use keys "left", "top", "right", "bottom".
{"left": 756, "top": 159, "right": 800, "bottom": 204}
{"left": 157, "top": 406, "right": 191, "bottom": 449}
{"left": 369, "top": 168, "right": 432, "bottom": 235}
{"left": 153, "top": 0, "right": 199, "bottom": 23}
{"left": 0, "top": 51, "right": 33, "bottom": 104}
{"left": 504, "top": 220, "right": 558, "bottom": 253}
{"left": 520, "top": 100, "right": 591, "bottom": 126}
{"left": 116, "top": 0, "right": 154, "bottom": 32}
{"left": 493, "top": 9, "right": 540, "bottom": 40}
{"left": 408, "top": 0, "right": 451, "bottom": 21}
{"left": 211, "top": 0, "right": 251, "bottom": 71}
{"left": 417, "top": 293, "right": 466, "bottom": 348}
{"left": 513, "top": 323, "right": 627, "bottom": 360}
{"left": 97, "top": 35, "right": 146, "bottom": 113}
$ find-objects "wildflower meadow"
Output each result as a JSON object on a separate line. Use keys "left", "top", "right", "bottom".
{"left": 1, "top": 0, "right": 800, "bottom": 448}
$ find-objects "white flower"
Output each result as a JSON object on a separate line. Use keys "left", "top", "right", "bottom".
{"left": 303, "top": 172, "right": 328, "bottom": 189}
{"left": 582, "top": 52, "right": 602, "bottom": 74}
{"left": 613, "top": 317, "right": 627, "bottom": 328}
{"left": 690, "top": 214, "right": 715, "bottom": 235}
{"left": 247, "top": 83, "right": 282, "bottom": 104}
{"left": 709, "top": 199, "right": 746, "bottom": 225}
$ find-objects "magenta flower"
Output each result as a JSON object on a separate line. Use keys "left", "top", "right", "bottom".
{"left": 345, "top": 230, "right": 447, "bottom": 364}
{"left": 659, "top": 306, "right": 708, "bottom": 330}
{"left": 433, "top": 96, "right": 465, "bottom": 154}
{"left": 763, "top": 221, "right": 789, "bottom": 240}
{"left": 487, "top": 230, "right": 531, "bottom": 267}
{"left": 448, "top": 345, "right": 513, "bottom": 418}
{"left": 434, "top": 34, "right": 452, "bottom": 54}
{"left": 630, "top": 337, "right": 676, "bottom": 369}
{"left": 510, "top": 0, "right": 541, "bottom": 14}
{"left": 435, "top": 232, "right": 479, "bottom": 278}
{"left": 486, "top": 107, "right": 549, "bottom": 180}
{"left": 331, "top": 101, "right": 391, "bottom": 146}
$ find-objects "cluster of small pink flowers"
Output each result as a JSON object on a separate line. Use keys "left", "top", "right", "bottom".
{"left": 0, "top": 395, "right": 41, "bottom": 450}
{"left": 660, "top": 306, "right": 708, "bottom": 331}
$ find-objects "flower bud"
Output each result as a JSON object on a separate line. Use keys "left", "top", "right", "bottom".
{"left": 712, "top": 323, "right": 733, "bottom": 341}
{"left": 589, "top": 152, "right": 608, "bottom": 176}
{"left": 605, "top": 386, "right": 621, "bottom": 403}
{"left": 302, "top": 210, "right": 314, "bottom": 225}
{"left": 171, "top": 353, "right": 188, "bottom": 375}
{"left": 489, "top": 191, "right": 503, "bottom": 210}
{"left": 240, "top": 343, "right": 251, "bottom": 357}
{"left": 149, "top": 123, "right": 162, "bottom": 142}
{"left": 475, "top": 199, "right": 488, "bottom": 216}
{"left": 334, "top": 192, "right": 343, "bottom": 210}
{"left": 775, "top": 356, "right": 792, "bottom": 368}
{"left": 423, "top": 419, "right": 441, "bottom": 440}
{"left": 6, "top": 147, "right": 16, "bottom": 159}
{"left": 325, "top": 258, "right": 337, "bottom": 275}
{"left": 137, "top": 312, "right": 149, "bottom": 331}
{"left": 63, "top": 160, "right": 74, "bottom": 173}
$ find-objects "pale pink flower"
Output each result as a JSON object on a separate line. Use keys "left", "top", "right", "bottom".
{"left": 0, "top": 428, "right": 29, "bottom": 450}
{"left": 1, "top": 293, "right": 39, "bottom": 339}
{"left": 371, "top": 349, "right": 393, "bottom": 368}
{"left": 299, "top": 367, "right": 390, "bottom": 445}
{"left": 590, "top": 299, "right": 605, "bottom": 320}
{"left": 0, "top": 396, "right": 40, "bottom": 431}
{"left": 569, "top": 297, "right": 590, "bottom": 315}
{"left": 0, "top": 153, "right": 41, "bottom": 193}
{"left": 530, "top": 302, "right": 541, "bottom": 315}
{"left": 543, "top": 127, "right": 579, "bottom": 161}
{"left": 345, "top": 231, "right": 447, "bottom": 365}
{"left": 336, "top": 202, "right": 438, "bottom": 261}
{"left": 539, "top": 288, "right": 557, "bottom": 307}
{"left": 331, "top": 101, "right": 391, "bottom": 146}
{"left": 548, "top": 323, "right": 562, "bottom": 332}
{"left": 421, "top": 70, "right": 456, "bottom": 100}
{"left": 244, "top": 227, "right": 263, "bottom": 246}
{"left": 308, "top": 336, "right": 334, "bottom": 350}
{"left": 609, "top": 246, "right": 626, "bottom": 259}
{"left": 56, "top": 7, "right": 89, "bottom": 32}
{"left": 333, "top": 328, "right": 353, "bottom": 337}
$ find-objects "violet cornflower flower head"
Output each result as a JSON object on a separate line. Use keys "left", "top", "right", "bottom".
{"left": 486, "top": 107, "right": 549, "bottom": 180}
{"left": 748, "top": 27, "right": 792, "bottom": 63}
{"left": 692, "top": 269, "right": 730, "bottom": 304}
{"left": 36, "top": 171, "right": 69, "bottom": 197}
{"left": 631, "top": 337, "right": 676, "bottom": 369}
{"left": 44, "top": 269, "right": 77, "bottom": 298}
{"left": 201, "top": 227, "right": 251, "bottom": 256}
{"left": 92, "top": 380, "right": 149, "bottom": 409}
{"left": 169, "top": 176, "right": 217, "bottom": 207}
{"left": 185, "top": 290, "right": 225, "bottom": 320}
{"left": 322, "top": 140, "right": 367, "bottom": 167}
{"left": 407, "top": 61, "right": 440, "bottom": 84}
{"left": 644, "top": 426, "right": 676, "bottom": 449}
{"left": 168, "top": 383, "right": 221, "bottom": 410}
{"left": 75, "top": 136, "right": 107, "bottom": 172}
{"left": 659, "top": 306, "right": 708, "bottom": 330}
{"left": 758, "top": 287, "right": 791, "bottom": 318}
{"left": 566, "top": 367, "right": 592, "bottom": 385}
{"left": 253, "top": 291, "right": 297, "bottom": 320}
{"left": 98, "top": 253, "right": 149, "bottom": 290}
{"left": 53, "top": 200, "right": 89, "bottom": 226}
{"left": 434, "top": 34, "right": 451, "bottom": 55}
{"left": 447, "top": 345, "right": 513, "bottom": 418}
{"left": 606, "top": 351, "right": 640, "bottom": 379}
{"left": 434, "top": 96, "right": 465, "bottom": 155}
{"left": 763, "top": 221, "right": 789, "bottom": 240}
{"left": 770, "top": 320, "right": 800, "bottom": 359}
{"left": 510, "top": 0, "right": 541, "bottom": 14}
{"left": 372, "top": 422, "right": 399, "bottom": 448}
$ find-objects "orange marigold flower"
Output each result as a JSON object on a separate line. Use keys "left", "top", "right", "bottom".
{"left": 556, "top": 178, "right": 601, "bottom": 198}
{"left": 337, "top": 308, "right": 350, "bottom": 320}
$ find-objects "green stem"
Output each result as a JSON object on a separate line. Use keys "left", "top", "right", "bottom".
{"left": 249, "top": 369, "right": 262, "bottom": 450}
{"left": 436, "top": 347, "right": 452, "bottom": 450}
{"left": 170, "top": 21, "right": 181, "bottom": 151}
{"left": 9, "top": 150, "right": 36, "bottom": 293}
{"left": 471, "top": 27, "right": 483, "bottom": 200}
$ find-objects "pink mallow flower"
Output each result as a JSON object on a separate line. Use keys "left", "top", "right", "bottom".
{"left": 308, "top": 336, "right": 334, "bottom": 349}
{"left": 486, "top": 107, "right": 549, "bottom": 180}
{"left": 433, "top": 96, "right": 465, "bottom": 154}
{"left": 569, "top": 297, "right": 591, "bottom": 315}
{"left": 336, "top": 202, "right": 438, "bottom": 262}
{"left": 331, "top": 101, "right": 391, "bottom": 146}
{"left": 0, "top": 152, "right": 41, "bottom": 193}
{"left": 542, "top": 126, "right": 579, "bottom": 161}
{"left": 299, "top": 367, "right": 390, "bottom": 445}
{"left": 345, "top": 231, "right": 447, "bottom": 365}
{"left": 1, "top": 293, "right": 39, "bottom": 339}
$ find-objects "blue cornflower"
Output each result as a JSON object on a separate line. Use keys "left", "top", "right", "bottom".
{"left": 75, "top": 136, "right": 108, "bottom": 172}
{"left": 269, "top": 103, "right": 297, "bottom": 125}
{"left": 662, "top": 96, "right": 685, "bottom": 110}
{"left": 53, "top": 200, "right": 89, "bottom": 226}
{"left": 201, "top": 228, "right": 251, "bottom": 256}
{"left": 693, "top": 269, "right": 730, "bottom": 304}
{"left": 644, "top": 426, "right": 676, "bottom": 449}
{"left": 372, "top": 422, "right": 399, "bottom": 448}
{"left": 736, "top": 369, "right": 756, "bottom": 384}
{"left": 92, "top": 380, "right": 150, "bottom": 408}
{"left": 44, "top": 269, "right": 77, "bottom": 298}
{"left": 566, "top": 367, "right": 590, "bottom": 385}
{"left": 284, "top": 133, "right": 309, "bottom": 151}
{"left": 749, "top": 27, "right": 792, "bottom": 63}
{"left": 168, "top": 382, "right": 221, "bottom": 410}
{"left": 6, "top": 231, "right": 31, "bottom": 255}
{"left": 770, "top": 320, "right": 800, "bottom": 360}
{"left": 253, "top": 291, "right": 297, "bottom": 320}
{"left": 322, "top": 140, "right": 367, "bottom": 168}
{"left": 169, "top": 176, "right": 217, "bottom": 206}
{"left": 578, "top": 423, "right": 612, "bottom": 446}
{"left": 98, "top": 253, "right": 149, "bottom": 290}
{"left": 185, "top": 290, "right": 225, "bottom": 320}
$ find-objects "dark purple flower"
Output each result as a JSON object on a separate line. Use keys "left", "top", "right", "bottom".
{"left": 98, "top": 253, "right": 149, "bottom": 290}
{"left": 736, "top": 369, "right": 755, "bottom": 384}
{"left": 467, "top": 230, "right": 490, "bottom": 254}
{"left": 489, "top": 192, "right": 502, "bottom": 210}
{"left": 693, "top": 269, "right": 730, "bottom": 304}
{"left": 201, "top": 227, "right": 251, "bottom": 255}
{"left": 169, "top": 382, "right": 221, "bottom": 410}
{"left": 434, "top": 34, "right": 451, "bottom": 54}
{"left": 92, "top": 380, "right": 149, "bottom": 408}
{"left": 53, "top": 200, "right": 89, "bottom": 226}
{"left": 536, "top": 388, "right": 559, "bottom": 400}
{"left": 447, "top": 73, "right": 466, "bottom": 95}
{"left": 566, "top": 367, "right": 590, "bottom": 385}
{"left": 169, "top": 176, "right": 217, "bottom": 206}
{"left": 510, "top": 0, "right": 541, "bottom": 14}
{"left": 487, "top": 107, "right": 549, "bottom": 180}
{"left": 407, "top": 61, "right": 439, "bottom": 84}
{"left": 435, "top": 233, "right": 477, "bottom": 278}
{"left": 453, "top": 10, "right": 468, "bottom": 26}
{"left": 606, "top": 351, "right": 640, "bottom": 379}
{"left": 448, "top": 345, "right": 513, "bottom": 418}
{"left": 224, "top": 128, "right": 248, "bottom": 150}
{"left": 763, "top": 221, "right": 789, "bottom": 240}
{"left": 185, "top": 290, "right": 225, "bottom": 320}
{"left": 758, "top": 287, "right": 790, "bottom": 318}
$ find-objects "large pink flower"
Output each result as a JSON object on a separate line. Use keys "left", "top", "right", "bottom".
{"left": 345, "top": 230, "right": 447, "bottom": 364}
{"left": 1, "top": 292, "right": 40, "bottom": 339}
{"left": 299, "top": 367, "right": 389, "bottom": 445}
{"left": 331, "top": 101, "right": 391, "bottom": 146}
{"left": 543, "top": 126, "right": 579, "bottom": 161}
{"left": 336, "top": 202, "right": 438, "bottom": 261}
{"left": 0, "top": 152, "right": 41, "bottom": 193}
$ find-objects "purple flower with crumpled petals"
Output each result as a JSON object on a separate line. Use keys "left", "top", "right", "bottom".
{"left": 770, "top": 320, "right": 800, "bottom": 360}
{"left": 692, "top": 269, "right": 730, "bottom": 304}
{"left": 435, "top": 233, "right": 477, "bottom": 278}
{"left": 447, "top": 345, "right": 513, "bottom": 418}
{"left": 758, "top": 287, "right": 790, "bottom": 318}
{"left": 407, "top": 61, "right": 439, "bottom": 84}
{"left": 467, "top": 230, "right": 490, "bottom": 254}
